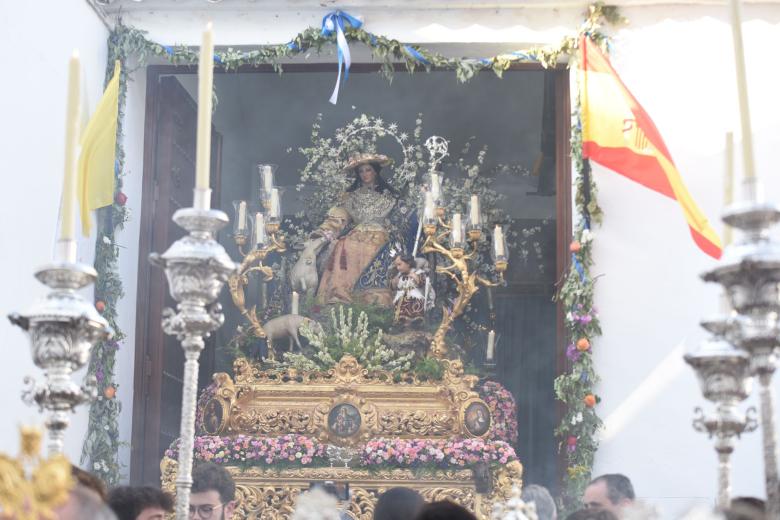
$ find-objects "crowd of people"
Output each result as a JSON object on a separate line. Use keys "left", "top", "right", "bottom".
{"left": 51, "top": 464, "right": 766, "bottom": 520}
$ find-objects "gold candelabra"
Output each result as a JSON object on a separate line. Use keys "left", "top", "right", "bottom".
{"left": 422, "top": 208, "right": 507, "bottom": 359}
{"left": 228, "top": 202, "right": 286, "bottom": 360}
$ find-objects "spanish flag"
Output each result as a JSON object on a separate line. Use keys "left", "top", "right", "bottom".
{"left": 78, "top": 60, "right": 120, "bottom": 236}
{"left": 579, "top": 36, "right": 722, "bottom": 259}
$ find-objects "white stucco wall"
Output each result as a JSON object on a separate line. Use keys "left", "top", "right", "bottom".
{"left": 591, "top": 5, "right": 780, "bottom": 516}
{"left": 0, "top": 3, "right": 108, "bottom": 462}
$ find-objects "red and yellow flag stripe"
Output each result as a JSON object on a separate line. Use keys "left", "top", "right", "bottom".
{"left": 579, "top": 36, "right": 722, "bottom": 259}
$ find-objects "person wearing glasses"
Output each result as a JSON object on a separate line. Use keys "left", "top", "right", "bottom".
{"left": 189, "top": 463, "right": 237, "bottom": 519}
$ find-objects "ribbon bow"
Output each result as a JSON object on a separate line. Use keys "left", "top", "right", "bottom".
{"left": 321, "top": 10, "right": 363, "bottom": 104}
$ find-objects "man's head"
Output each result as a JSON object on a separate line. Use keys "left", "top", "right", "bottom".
{"left": 190, "top": 463, "right": 236, "bottom": 520}
{"left": 582, "top": 474, "right": 635, "bottom": 518}
{"left": 373, "top": 487, "right": 425, "bottom": 520}
{"left": 521, "top": 484, "right": 557, "bottom": 520}
{"left": 107, "top": 486, "right": 173, "bottom": 520}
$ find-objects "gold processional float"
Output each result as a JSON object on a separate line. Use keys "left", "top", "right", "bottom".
{"left": 159, "top": 126, "right": 522, "bottom": 519}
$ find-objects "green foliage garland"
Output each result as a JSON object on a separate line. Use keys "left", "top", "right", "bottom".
{"left": 80, "top": 33, "right": 132, "bottom": 485}
{"left": 84, "top": 2, "right": 621, "bottom": 493}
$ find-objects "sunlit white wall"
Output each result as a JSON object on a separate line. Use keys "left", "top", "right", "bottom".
{"left": 0, "top": 3, "right": 107, "bottom": 462}
{"left": 591, "top": 4, "right": 780, "bottom": 516}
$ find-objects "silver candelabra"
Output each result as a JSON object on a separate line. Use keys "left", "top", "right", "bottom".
{"left": 8, "top": 242, "right": 112, "bottom": 455}
{"left": 685, "top": 313, "right": 757, "bottom": 508}
{"left": 149, "top": 192, "right": 237, "bottom": 520}
{"left": 700, "top": 176, "right": 780, "bottom": 516}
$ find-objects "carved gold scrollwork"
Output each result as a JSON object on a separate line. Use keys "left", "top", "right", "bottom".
{"left": 160, "top": 459, "right": 503, "bottom": 520}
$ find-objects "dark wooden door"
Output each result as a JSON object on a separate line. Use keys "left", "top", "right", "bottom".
{"left": 131, "top": 74, "right": 222, "bottom": 484}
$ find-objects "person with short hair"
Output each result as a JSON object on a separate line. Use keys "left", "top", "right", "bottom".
{"left": 522, "top": 484, "right": 557, "bottom": 520}
{"left": 725, "top": 496, "right": 766, "bottom": 520}
{"left": 374, "top": 487, "right": 425, "bottom": 520}
{"left": 107, "top": 485, "right": 174, "bottom": 520}
{"left": 566, "top": 509, "right": 618, "bottom": 520}
{"left": 414, "top": 500, "right": 476, "bottom": 520}
{"left": 582, "top": 474, "right": 635, "bottom": 519}
{"left": 71, "top": 464, "right": 108, "bottom": 502}
{"left": 189, "top": 462, "right": 237, "bottom": 519}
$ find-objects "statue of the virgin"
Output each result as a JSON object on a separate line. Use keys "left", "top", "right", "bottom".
{"left": 293, "top": 152, "right": 416, "bottom": 307}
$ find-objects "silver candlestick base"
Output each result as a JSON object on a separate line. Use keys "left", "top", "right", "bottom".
{"left": 685, "top": 313, "right": 755, "bottom": 508}
{"left": 701, "top": 179, "right": 780, "bottom": 517}
{"left": 693, "top": 405, "right": 758, "bottom": 509}
{"left": 150, "top": 205, "right": 237, "bottom": 520}
{"left": 8, "top": 255, "right": 112, "bottom": 455}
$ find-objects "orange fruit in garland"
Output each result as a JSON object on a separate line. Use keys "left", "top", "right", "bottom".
{"left": 569, "top": 241, "right": 582, "bottom": 253}
{"left": 104, "top": 386, "right": 116, "bottom": 399}
{"left": 576, "top": 338, "right": 590, "bottom": 351}
{"left": 95, "top": 300, "right": 106, "bottom": 313}
{"left": 583, "top": 394, "right": 596, "bottom": 408}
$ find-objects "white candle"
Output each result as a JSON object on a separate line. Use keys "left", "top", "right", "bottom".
{"left": 451, "top": 213, "right": 463, "bottom": 244}
{"left": 430, "top": 173, "right": 441, "bottom": 202}
{"left": 262, "top": 165, "right": 274, "bottom": 193}
{"left": 254, "top": 212, "right": 266, "bottom": 247}
{"left": 494, "top": 225, "right": 505, "bottom": 258}
{"left": 724, "top": 132, "right": 734, "bottom": 247}
{"left": 61, "top": 51, "right": 81, "bottom": 247}
{"left": 291, "top": 291, "right": 299, "bottom": 315}
{"left": 423, "top": 192, "right": 435, "bottom": 221}
{"left": 728, "top": 0, "right": 755, "bottom": 180}
{"left": 487, "top": 330, "right": 495, "bottom": 361}
{"left": 237, "top": 200, "right": 247, "bottom": 231}
{"left": 195, "top": 23, "right": 215, "bottom": 196}
{"left": 424, "top": 276, "right": 430, "bottom": 310}
{"left": 469, "top": 194, "right": 481, "bottom": 226}
{"left": 269, "top": 188, "right": 280, "bottom": 219}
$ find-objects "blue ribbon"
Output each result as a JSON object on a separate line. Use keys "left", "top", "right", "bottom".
{"left": 403, "top": 45, "right": 429, "bottom": 65}
{"left": 321, "top": 10, "right": 363, "bottom": 104}
{"left": 572, "top": 252, "right": 586, "bottom": 282}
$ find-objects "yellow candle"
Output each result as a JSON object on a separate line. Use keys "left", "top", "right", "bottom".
{"left": 61, "top": 51, "right": 81, "bottom": 244}
{"left": 724, "top": 132, "right": 734, "bottom": 246}
{"left": 728, "top": 0, "right": 755, "bottom": 180}
{"left": 195, "top": 22, "right": 215, "bottom": 194}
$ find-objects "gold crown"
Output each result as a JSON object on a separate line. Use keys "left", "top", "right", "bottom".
{"left": 0, "top": 426, "right": 74, "bottom": 520}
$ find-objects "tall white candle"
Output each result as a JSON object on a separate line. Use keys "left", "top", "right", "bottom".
{"left": 237, "top": 200, "right": 247, "bottom": 231}
{"left": 451, "top": 213, "right": 463, "bottom": 244}
{"left": 269, "top": 188, "right": 280, "bottom": 219}
{"left": 423, "top": 192, "right": 435, "bottom": 221}
{"left": 430, "top": 173, "right": 441, "bottom": 202}
{"left": 487, "top": 330, "right": 496, "bottom": 361}
{"left": 728, "top": 0, "right": 755, "bottom": 180}
{"left": 724, "top": 132, "right": 734, "bottom": 247}
{"left": 262, "top": 165, "right": 274, "bottom": 193}
{"left": 61, "top": 51, "right": 81, "bottom": 251}
{"left": 291, "top": 291, "right": 300, "bottom": 315}
{"left": 494, "top": 225, "right": 505, "bottom": 258}
{"left": 254, "top": 212, "right": 266, "bottom": 247}
{"left": 424, "top": 277, "right": 430, "bottom": 310}
{"left": 469, "top": 194, "right": 481, "bottom": 226}
{"left": 195, "top": 23, "right": 215, "bottom": 196}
